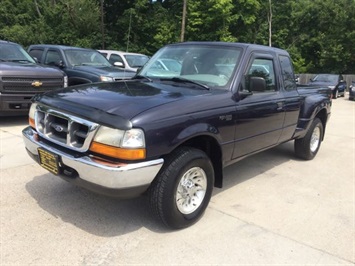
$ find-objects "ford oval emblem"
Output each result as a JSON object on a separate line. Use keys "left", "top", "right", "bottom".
{"left": 53, "top": 125, "right": 64, "bottom": 132}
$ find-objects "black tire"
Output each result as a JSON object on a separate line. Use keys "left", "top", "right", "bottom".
{"left": 294, "top": 118, "right": 324, "bottom": 160}
{"left": 148, "top": 147, "right": 214, "bottom": 229}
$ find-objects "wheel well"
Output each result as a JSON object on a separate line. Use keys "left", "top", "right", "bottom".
{"left": 172, "top": 136, "right": 223, "bottom": 188}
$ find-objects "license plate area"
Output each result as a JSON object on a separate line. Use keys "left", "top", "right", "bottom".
{"left": 38, "top": 148, "right": 60, "bottom": 175}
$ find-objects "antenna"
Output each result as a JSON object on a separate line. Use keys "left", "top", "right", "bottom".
{"left": 126, "top": 9, "right": 133, "bottom": 52}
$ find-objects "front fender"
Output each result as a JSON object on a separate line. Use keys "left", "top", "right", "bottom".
{"left": 172, "top": 123, "right": 222, "bottom": 146}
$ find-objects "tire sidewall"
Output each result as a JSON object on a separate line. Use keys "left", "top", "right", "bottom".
{"left": 309, "top": 120, "right": 323, "bottom": 157}
{"left": 161, "top": 149, "right": 214, "bottom": 229}
{"left": 334, "top": 90, "right": 339, "bottom": 98}
{"left": 295, "top": 117, "right": 324, "bottom": 160}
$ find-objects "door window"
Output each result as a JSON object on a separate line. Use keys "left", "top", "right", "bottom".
{"left": 44, "top": 50, "right": 62, "bottom": 66}
{"left": 28, "top": 48, "right": 44, "bottom": 63}
{"left": 108, "top": 54, "right": 124, "bottom": 65}
{"left": 247, "top": 58, "right": 276, "bottom": 92}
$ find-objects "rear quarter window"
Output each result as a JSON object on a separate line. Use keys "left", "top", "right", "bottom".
{"left": 279, "top": 55, "right": 296, "bottom": 91}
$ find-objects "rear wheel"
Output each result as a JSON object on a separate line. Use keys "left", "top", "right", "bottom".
{"left": 294, "top": 118, "right": 323, "bottom": 160}
{"left": 148, "top": 147, "right": 214, "bottom": 229}
{"left": 333, "top": 90, "right": 339, "bottom": 99}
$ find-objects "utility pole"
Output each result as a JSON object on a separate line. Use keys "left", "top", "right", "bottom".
{"left": 268, "top": 0, "right": 272, "bottom": 47}
{"left": 180, "top": 0, "right": 187, "bottom": 42}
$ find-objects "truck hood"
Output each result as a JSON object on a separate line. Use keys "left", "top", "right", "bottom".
{"left": 0, "top": 62, "right": 64, "bottom": 77}
{"left": 33, "top": 80, "right": 211, "bottom": 129}
{"left": 72, "top": 65, "right": 136, "bottom": 78}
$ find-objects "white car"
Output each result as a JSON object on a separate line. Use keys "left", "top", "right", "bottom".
{"left": 98, "top": 50, "right": 149, "bottom": 72}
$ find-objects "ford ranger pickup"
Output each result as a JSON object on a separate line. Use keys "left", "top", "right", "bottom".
{"left": 22, "top": 42, "right": 332, "bottom": 229}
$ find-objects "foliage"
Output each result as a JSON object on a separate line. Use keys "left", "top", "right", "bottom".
{"left": 0, "top": 0, "right": 354, "bottom": 73}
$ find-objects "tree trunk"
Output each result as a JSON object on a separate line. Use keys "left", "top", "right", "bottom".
{"left": 268, "top": 0, "right": 272, "bottom": 47}
{"left": 180, "top": 0, "right": 187, "bottom": 42}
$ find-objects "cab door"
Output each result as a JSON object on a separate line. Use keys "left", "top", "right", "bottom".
{"left": 232, "top": 53, "right": 285, "bottom": 159}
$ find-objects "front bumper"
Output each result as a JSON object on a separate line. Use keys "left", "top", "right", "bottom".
{"left": 22, "top": 126, "right": 164, "bottom": 198}
{"left": 0, "top": 94, "right": 33, "bottom": 116}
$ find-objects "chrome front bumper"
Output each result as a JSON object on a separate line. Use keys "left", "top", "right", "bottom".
{"left": 22, "top": 126, "right": 164, "bottom": 197}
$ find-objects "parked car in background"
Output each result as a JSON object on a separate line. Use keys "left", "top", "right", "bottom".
{"left": 308, "top": 74, "right": 346, "bottom": 99}
{"left": 28, "top": 45, "right": 136, "bottom": 86}
{"left": 98, "top": 50, "right": 149, "bottom": 72}
{"left": 349, "top": 81, "right": 355, "bottom": 100}
{"left": 149, "top": 59, "right": 182, "bottom": 76}
{"left": 0, "top": 40, "right": 67, "bottom": 116}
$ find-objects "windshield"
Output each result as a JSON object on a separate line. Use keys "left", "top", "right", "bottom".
{"left": 139, "top": 45, "right": 241, "bottom": 88}
{"left": 313, "top": 74, "right": 338, "bottom": 83}
{"left": 64, "top": 49, "right": 112, "bottom": 67}
{"left": 124, "top": 54, "right": 149, "bottom": 68}
{"left": 0, "top": 43, "right": 36, "bottom": 63}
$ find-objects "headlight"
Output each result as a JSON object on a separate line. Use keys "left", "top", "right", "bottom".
{"left": 29, "top": 103, "right": 37, "bottom": 128}
{"left": 100, "top": 75, "right": 114, "bottom": 82}
{"left": 90, "top": 126, "right": 146, "bottom": 160}
{"left": 64, "top": 75, "right": 68, "bottom": 88}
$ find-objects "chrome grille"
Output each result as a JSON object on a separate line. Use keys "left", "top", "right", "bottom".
{"left": 35, "top": 105, "right": 99, "bottom": 152}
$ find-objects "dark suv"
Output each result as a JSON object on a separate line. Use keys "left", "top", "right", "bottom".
{"left": 308, "top": 74, "right": 347, "bottom": 99}
{"left": 28, "top": 45, "right": 136, "bottom": 86}
{"left": 0, "top": 40, "right": 67, "bottom": 116}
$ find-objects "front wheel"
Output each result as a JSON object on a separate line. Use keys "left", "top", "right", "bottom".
{"left": 294, "top": 118, "right": 324, "bottom": 160}
{"left": 148, "top": 147, "right": 214, "bottom": 229}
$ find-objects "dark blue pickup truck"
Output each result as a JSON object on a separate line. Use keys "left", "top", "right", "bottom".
{"left": 27, "top": 44, "right": 136, "bottom": 86}
{"left": 22, "top": 42, "right": 332, "bottom": 229}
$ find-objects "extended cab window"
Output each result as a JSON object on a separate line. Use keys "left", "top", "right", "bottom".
{"left": 246, "top": 58, "right": 276, "bottom": 92}
{"left": 279, "top": 55, "right": 296, "bottom": 91}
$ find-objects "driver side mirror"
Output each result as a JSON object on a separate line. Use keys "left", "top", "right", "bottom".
{"left": 249, "top": 76, "right": 266, "bottom": 92}
{"left": 56, "top": 60, "right": 65, "bottom": 68}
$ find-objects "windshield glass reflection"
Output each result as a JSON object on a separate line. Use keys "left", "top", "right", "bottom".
{"left": 140, "top": 45, "right": 241, "bottom": 89}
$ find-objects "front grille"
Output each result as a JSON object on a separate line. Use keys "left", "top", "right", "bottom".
{"left": 1, "top": 77, "right": 64, "bottom": 93}
{"left": 35, "top": 105, "right": 99, "bottom": 152}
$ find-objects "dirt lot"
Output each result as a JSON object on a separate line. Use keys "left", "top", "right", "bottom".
{"left": 1, "top": 95, "right": 354, "bottom": 265}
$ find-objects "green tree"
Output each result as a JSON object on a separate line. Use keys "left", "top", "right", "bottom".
{"left": 288, "top": 0, "right": 355, "bottom": 73}
{"left": 1, "top": 0, "right": 354, "bottom": 73}
{"left": 0, "top": 0, "right": 101, "bottom": 48}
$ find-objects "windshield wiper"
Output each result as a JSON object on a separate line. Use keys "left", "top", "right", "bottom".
{"left": 9, "top": 59, "right": 33, "bottom": 63}
{"left": 167, "top": 77, "right": 210, "bottom": 90}
{"left": 133, "top": 75, "right": 152, "bottom": 82}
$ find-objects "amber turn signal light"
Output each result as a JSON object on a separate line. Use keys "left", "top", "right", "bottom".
{"left": 90, "top": 141, "right": 146, "bottom": 160}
